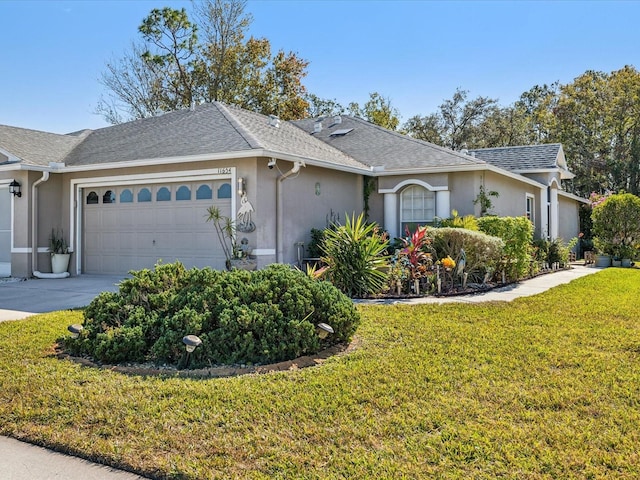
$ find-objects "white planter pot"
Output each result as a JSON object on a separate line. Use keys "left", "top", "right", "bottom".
{"left": 51, "top": 253, "right": 70, "bottom": 274}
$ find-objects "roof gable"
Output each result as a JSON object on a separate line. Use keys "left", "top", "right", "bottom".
{"left": 467, "top": 144, "right": 566, "bottom": 172}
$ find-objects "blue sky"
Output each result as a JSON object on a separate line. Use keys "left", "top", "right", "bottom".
{"left": 1, "top": 0, "right": 639, "bottom": 134}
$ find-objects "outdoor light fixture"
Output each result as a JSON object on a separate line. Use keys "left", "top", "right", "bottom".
{"left": 237, "top": 177, "right": 246, "bottom": 196}
{"left": 67, "top": 324, "right": 84, "bottom": 338}
{"left": 9, "top": 180, "right": 21, "bottom": 198}
{"left": 316, "top": 323, "right": 334, "bottom": 339}
{"left": 182, "top": 334, "right": 202, "bottom": 353}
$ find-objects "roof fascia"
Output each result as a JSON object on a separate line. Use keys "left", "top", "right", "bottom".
{"left": 0, "top": 147, "right": 21, "bottom": 164}
{"left": 373, "top": 164, "right": 545, "bottom": 188}
{"left": 513, "top": 167, "right": 575, "bottom": 180}
{"left": 558, "top": 190, "right": 589, "bottom": 204}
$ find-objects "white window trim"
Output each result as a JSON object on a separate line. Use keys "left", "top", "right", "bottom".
{"left": 526, "top": 193, "right": 535, "bottom": 224}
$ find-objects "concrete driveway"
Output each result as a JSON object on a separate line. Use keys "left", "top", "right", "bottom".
{"left": 0, "top": 275, "right": 125, "bottom": 321}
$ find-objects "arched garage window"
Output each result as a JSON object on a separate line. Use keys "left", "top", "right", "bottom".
{"left": 400, "top": 185, "right": 435, "bottom": 232}
{"left": 176, "top": 185, "right": 191, "bottom": 201}
{"left": 86, "top": 191, "right": 98, "bottom": 204}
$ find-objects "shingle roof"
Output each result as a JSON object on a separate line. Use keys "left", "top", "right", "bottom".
{"left": 0, "top": 125, "right": 86, "bottom": 166}
{"left": 467, "top": 144, "right": 563, "bottom": 171}
{"left": 291, "top": 116, "right": 486, "bottom": 171}
{"left": 60, "top": 102, "right": 366, "bottom": 170}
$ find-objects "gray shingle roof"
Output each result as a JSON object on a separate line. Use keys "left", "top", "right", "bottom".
{"left": 467, "top": 144, "right": 563, "bottom": 171}
{"left": 0, "top": 125, "right": 86, "bottom": 166}
{"left": 291, "top": 116, "right": 486, "bottom": 171}
{"left": 59, "top": 102, "right": 367, "bottom": 170}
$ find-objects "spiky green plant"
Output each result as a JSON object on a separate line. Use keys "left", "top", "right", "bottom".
{"left": 321, "top": 212, "right": 389, "bottom": 297}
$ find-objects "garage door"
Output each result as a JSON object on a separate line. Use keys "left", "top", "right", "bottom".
{"left": 83, "top": 180, "right": 232, "bottom": 274}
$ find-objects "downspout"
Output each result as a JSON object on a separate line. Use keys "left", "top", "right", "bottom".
{"left": 276, "top": 161, "right": 303, "bottom": 263}
{"left": 31, "top": 172, "right": 50, "bottom": 275}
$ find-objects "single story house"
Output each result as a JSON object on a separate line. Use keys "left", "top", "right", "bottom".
{"left": 0, "top": 102, "right": 586, "bottom": 277}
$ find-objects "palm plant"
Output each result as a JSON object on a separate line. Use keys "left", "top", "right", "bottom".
{"left": 320, "top": 212, "right": 389, "bottom": 298}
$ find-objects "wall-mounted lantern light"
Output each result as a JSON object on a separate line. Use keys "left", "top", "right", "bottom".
{"left": 9, "top": 180, "right": 21, "bottom": 198}
{"left": 316, "top": 323, "right": 334, "bottom": 339}
{"left": 237, "top": 177, "right": 246, "bottom": 196}
{"left": 67, "top": 324, "right": 84, "bottom": 338}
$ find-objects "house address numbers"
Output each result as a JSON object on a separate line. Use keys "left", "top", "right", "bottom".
{"left": 217, "top": 167, "right": 232, "bottom": 174}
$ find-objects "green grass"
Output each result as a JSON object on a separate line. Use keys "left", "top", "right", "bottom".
{"left": 1, "top": 268, "right": 640, "bottom": 479}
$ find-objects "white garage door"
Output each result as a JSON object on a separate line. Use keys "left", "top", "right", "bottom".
{"left": 83, "top": 180, "right": 232, "bottom": 274}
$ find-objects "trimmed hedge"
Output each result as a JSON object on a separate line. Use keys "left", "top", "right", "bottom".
{"left": 64, "top": 262, "right": 359, "bottom": 367}
{"left": 477, "top": 216, "right": 534, "bottom": 280}
{"left": 430, "top": 227, "right": 504, "bottom": 283}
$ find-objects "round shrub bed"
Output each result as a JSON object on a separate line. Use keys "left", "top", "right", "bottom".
{"left": 63, "top": 263, "right": 360, "bottom": 368}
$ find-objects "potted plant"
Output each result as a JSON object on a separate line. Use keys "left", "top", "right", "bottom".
{"left": 206, "top": 206, "right": 257, "bottom": 271}
{"left": 49, "top": 228, "right": 70, "bottom": 274}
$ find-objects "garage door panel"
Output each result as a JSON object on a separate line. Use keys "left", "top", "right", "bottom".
{"left": 83, "top": 182, "right": 231, "bottom": 274}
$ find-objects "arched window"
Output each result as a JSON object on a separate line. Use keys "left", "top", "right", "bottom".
{"left": 217, "top": 183, "right": 231, "bottom": 199}
{"left": 400, "top": 185, "right": 435, "bottom": 232}
{"left": 120, "top": 189, "right": 133, "bottom": 203}
{"left": 137, "top": 188, "right": 152, "bottom": 203}
{"left": 102, "top": 190, "right": 115, "bottom": 204}
{"left": 156, "top": 187, "right": 171, "bottom": 201}
{"left": 196, "top": 184, "right": 213, "bottom": 200}
{"left": 86, "top": 191, "right": 98, "bottom": 204}
{"left": 176, "top": 185, "right": 191, "bottom": 201}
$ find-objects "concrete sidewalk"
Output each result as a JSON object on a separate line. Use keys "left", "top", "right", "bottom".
{"left": 0, "top": 437, "right": 147, "bottom": 480}
{"left": 0, "top": 265, "right": 603, "bottom": 479}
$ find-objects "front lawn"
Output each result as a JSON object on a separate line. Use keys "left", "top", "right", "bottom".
{"left": 1, "top": 268, "right": 639, "bottom": 479}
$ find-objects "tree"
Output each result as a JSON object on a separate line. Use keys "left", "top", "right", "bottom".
{"left": 97, "top": 0, "right": 310, "bottom": 123}
{"left": 96, "top": 43, "right": 166, "bottom": 124}
{"left": 304, "top": 94, "right": 345, "bottom": 118}
{"left": 348, "top": 92, "right": 400, "bottom": 130}
{"left": 138, "top": 7, "right": 199, "bottom": 111}
{"left": 404, "top": 88, "right": 497, "bottom": 150}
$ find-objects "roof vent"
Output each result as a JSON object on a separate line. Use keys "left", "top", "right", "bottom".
{"left": 313, "top": 121, "right": 323, "bottom": 134}
{"left": 268, "top": 115, "right": 280, "bottom": 128}
{"left": 469, "top": 152, "right": 476, "bottom": 158}
{"left": 460, "top": 148, "right": 468, "bottom": 155}
{"left": 329, "top": 128, "right": 353, "bottom": 137}
{"left": 332, "top": 115, "right": 342, "bottom": 125}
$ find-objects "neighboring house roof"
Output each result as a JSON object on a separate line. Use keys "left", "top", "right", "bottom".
{"left": 0, "top": 125, "right": 87, "bottom": 166}
{"left": 467, "top": 144, "right": 568, "bottom": 173}
{"left": 292, "top": 116, "right": 487, "bottom": 172}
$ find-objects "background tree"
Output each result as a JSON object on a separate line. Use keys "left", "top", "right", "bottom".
{"left": 97, "top": 0, "right": 309, "bottom": 123}
{"left": 348, "top": 92, "right": 400, "bottom": 130}
{"left": 304, "top": 94, "right": 345, "bottom": 117}
{"left": 404, "top": 88, "right": 497, "bottom": 150}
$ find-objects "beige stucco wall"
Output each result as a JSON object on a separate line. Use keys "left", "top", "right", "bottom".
{"left": 279, "top": 163, "right": 363, "bottom": 264}
{"left": 5, "top": 156, "right": 365, "bottom": 276}
{"left": 558, "top": 194, "right": 581, "bottom": 242}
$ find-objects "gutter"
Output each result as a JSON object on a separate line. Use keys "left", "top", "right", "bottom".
{"left": 31, "top": 172, "right": 58, "bottom": 277}
{"left": 276, "top": 160, "right": 304, "bottom": 263}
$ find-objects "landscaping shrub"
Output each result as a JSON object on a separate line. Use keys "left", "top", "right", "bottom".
{"left": 321, "top": 212, "right": 389, "bottom": 298}
{"left": 592, "top": 192, "right": 640, "bottom": 258}
{"left": 477, "top": 216, "right": 534, "bottom": 280}
{"left": 430, "top": 227, "right": 504, "bottom": 283}
{"left": 64, "top": 262, "right": 359, "bottom": 367}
